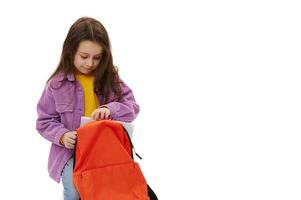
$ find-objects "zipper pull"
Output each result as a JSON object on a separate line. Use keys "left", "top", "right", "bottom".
{"left": 135, "top": 152, "right": 142, "bottom": 160}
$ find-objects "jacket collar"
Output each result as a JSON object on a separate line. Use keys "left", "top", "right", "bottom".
{"left": 57, "top": 72, "right": 75, "bottom": 82}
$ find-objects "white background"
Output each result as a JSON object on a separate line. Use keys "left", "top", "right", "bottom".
{"left": 0, "top": 0, "right": 300, "bottom": 199}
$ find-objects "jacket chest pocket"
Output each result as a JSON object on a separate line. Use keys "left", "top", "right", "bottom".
{"left": 56, "top": 103, "right": 74, "bottom": 113}
{"left": 55, "top": 103, "right": 74, "bottom": 128}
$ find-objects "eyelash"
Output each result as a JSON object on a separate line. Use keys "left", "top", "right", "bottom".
{"left": 81, "top": 56, "right": 101, "bottom": 60}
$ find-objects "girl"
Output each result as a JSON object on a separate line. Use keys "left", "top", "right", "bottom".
{"left": 36, "top": 17, "right": 140, "bottom": 200}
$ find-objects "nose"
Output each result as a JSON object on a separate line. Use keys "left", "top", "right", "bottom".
{"left": 86, "top": 59, "right": 94, "bottom": 68}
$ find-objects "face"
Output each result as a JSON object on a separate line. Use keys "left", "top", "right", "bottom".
{"left": 73, "top": 40, "right": 103, "bottom": 74}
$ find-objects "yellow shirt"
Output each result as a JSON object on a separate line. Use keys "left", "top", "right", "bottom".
{"left": 75, "top": 73, "right": 99, "bottom": 117}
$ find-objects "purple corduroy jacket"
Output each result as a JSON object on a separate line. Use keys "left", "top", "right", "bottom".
{"left": 36, "top": 73, "right": 140, "bottom": 183}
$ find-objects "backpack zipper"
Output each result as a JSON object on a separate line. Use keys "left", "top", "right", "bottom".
{"left": 122, "top": 126, "right": 142, "bottom": 160}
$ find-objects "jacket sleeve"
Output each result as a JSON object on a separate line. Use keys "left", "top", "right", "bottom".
{"left": 36, "top": 84, "right": 70, "bottom": 146}
{"left": 100, "top": 82, "right": 140, "bottom": 123}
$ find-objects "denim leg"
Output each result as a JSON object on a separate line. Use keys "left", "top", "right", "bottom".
{"left": 61, "top": 156, "right": 80, "bottom": 200}
{"left": 122, "top": 122, "right": 133, "bottom": 139}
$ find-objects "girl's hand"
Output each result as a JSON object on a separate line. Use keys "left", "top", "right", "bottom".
{"left": 91, "top": 107, "right": 111, "bottom": 120}
{"left": 60, "top": 131, "right": 77, "bottom": 149}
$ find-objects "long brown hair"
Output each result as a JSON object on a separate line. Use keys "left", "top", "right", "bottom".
{"left": 48, "top": 17, "right": 122, "bottom": 103}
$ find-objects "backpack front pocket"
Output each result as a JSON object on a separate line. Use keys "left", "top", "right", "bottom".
{"left": 78, "top": 162, "right": 149, "bottom": 200}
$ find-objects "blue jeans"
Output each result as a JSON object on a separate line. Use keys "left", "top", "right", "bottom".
{"left": 61, "top": 156, "right": 80, "bottom": 200}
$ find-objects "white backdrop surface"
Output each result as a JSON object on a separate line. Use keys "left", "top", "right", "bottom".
{"left": 0, "top": 0, "right": 300, "bottom": 199}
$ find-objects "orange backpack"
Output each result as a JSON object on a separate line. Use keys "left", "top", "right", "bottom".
{"left": 73, "top": 120, "right": 157, "bottom": 200}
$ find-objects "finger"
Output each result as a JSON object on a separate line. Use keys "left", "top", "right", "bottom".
{"left": 100, "top": 110, "right": 105, "bottom": 120}
{"left": 102, "top": 110, "right": 108, "bottom": 119}
{"left": 69, "top": 133, "right": 77, "bottom": 140}
{"left": 65, "top": 142, "right": 70, "bottom": 149}
{"left": 67, "top": 136, "right": 76, "bottom": 144}
{"left": 91, "top": 111, "right": 97, "bottom": 120}
{"left": 105, "top": 110, "right": 110, "bottom": 119}
{"left": 91, "top": 112, "right": 95, "bottom": 120}
{"left": 67, "top": 143, "right": 75, "bottom": 149}
{"left": 69, "top": 138, "right": 76, "bottom": 145}
{"left": 95, "top": 110, "right": 101, "bottom": 120}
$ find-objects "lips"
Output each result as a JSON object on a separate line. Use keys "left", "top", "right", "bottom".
{"left": 83, "top": 67, "right": 92, "bottom": 71}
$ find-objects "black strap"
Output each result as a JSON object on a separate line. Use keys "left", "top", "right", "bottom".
{"left": 147, "top": 184, "right": 159, "bottom": 200}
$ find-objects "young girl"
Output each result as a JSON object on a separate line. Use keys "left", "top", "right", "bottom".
{"left": 36, "top": 17, "right": 140, "bottom": 200}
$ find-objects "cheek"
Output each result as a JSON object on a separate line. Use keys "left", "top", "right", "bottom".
{"left": 74, "top": 57, "right": 83, "bottom": 67}
{"left": 93, "top": 60, "right": 101, "bottom": 68}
